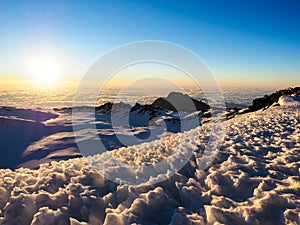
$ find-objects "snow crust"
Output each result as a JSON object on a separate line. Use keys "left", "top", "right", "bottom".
{"left": 0, "top": 100, "right": 299, "bottom": 224}
{"left": 278, "top": 95, "right": 300, "bottom": 107}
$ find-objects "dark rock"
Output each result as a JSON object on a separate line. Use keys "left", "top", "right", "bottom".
{"left": 202, "top": 111, "right": 212, "bottom": 118}
{"left": 130, "top": 103, "right": 163, "bottom": 120}
{"left": 95, "top": 102, "right": 131, "bottom": 113}
{"left": 54, "top": 106, "right": 95, "bottom": 113}
{"left": 243, "top": 86, "right": 300, "bottom": 114}
{"left": 151, "top": 92, "right": 209, "bottom": 112}
{"left": 225, "top": 107, "right": 241, "bottom": 119}
{"left": 95, "top": 102, "right": 113, "bottom": 112}
{"left": 250, "top": 86, "right": 300, "bottom": 110}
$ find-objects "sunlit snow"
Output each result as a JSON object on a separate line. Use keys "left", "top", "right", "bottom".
{"left": 0, "top": 96, "right": 299, "bottom": 224}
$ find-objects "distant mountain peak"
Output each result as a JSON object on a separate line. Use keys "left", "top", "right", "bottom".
{"left": 152, "top": 91, "right": 209, "bottom": 112}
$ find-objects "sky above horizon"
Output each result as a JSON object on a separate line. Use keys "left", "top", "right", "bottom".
{"left": 0, "top": 0, "right": 300, "bottom": 88}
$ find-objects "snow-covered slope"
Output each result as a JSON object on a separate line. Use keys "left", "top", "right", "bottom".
{"left": 0, "top": 107, "right": 69, "bottom": 169}
{"left": 0, "top": 102, "right": 204, "bottom": 169}
{"left": 0, "top": 96, "right": 299, "bottom": 225}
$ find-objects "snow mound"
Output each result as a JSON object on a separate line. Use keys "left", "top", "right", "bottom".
{"left": 0, "top": 102, "right": 299, "bottom": 224}
{"left": 278, "top": 95, "right": 300, "bottom": 106}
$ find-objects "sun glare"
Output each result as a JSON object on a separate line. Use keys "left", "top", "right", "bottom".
{"left": 27, "top": 57, "right": 61, "bottom": 86}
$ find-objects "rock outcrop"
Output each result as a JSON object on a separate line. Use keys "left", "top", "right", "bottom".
{"left": 152, "top": 92, "right": 210, "bottom": 112}
{"left": 243, "top": 86, "right": 300, "bottom": 113}
{"left": 95, "top": 102, "right": 132, "bottom": 113}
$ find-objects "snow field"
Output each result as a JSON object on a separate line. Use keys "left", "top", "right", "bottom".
{"left": 0, "top": 96, "right": 299, "bottom": 224}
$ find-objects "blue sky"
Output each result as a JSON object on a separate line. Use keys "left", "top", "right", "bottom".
{"left": 1, "top": 0, "right": 299, "bottom": 87}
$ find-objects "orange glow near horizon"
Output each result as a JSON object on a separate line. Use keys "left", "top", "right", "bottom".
{"left": 0, "top": 74, "right": 298, "bottom": 90}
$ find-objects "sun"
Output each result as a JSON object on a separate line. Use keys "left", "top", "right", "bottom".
{"left": 27, "top": 57, "right": 61, "bottom": 86}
